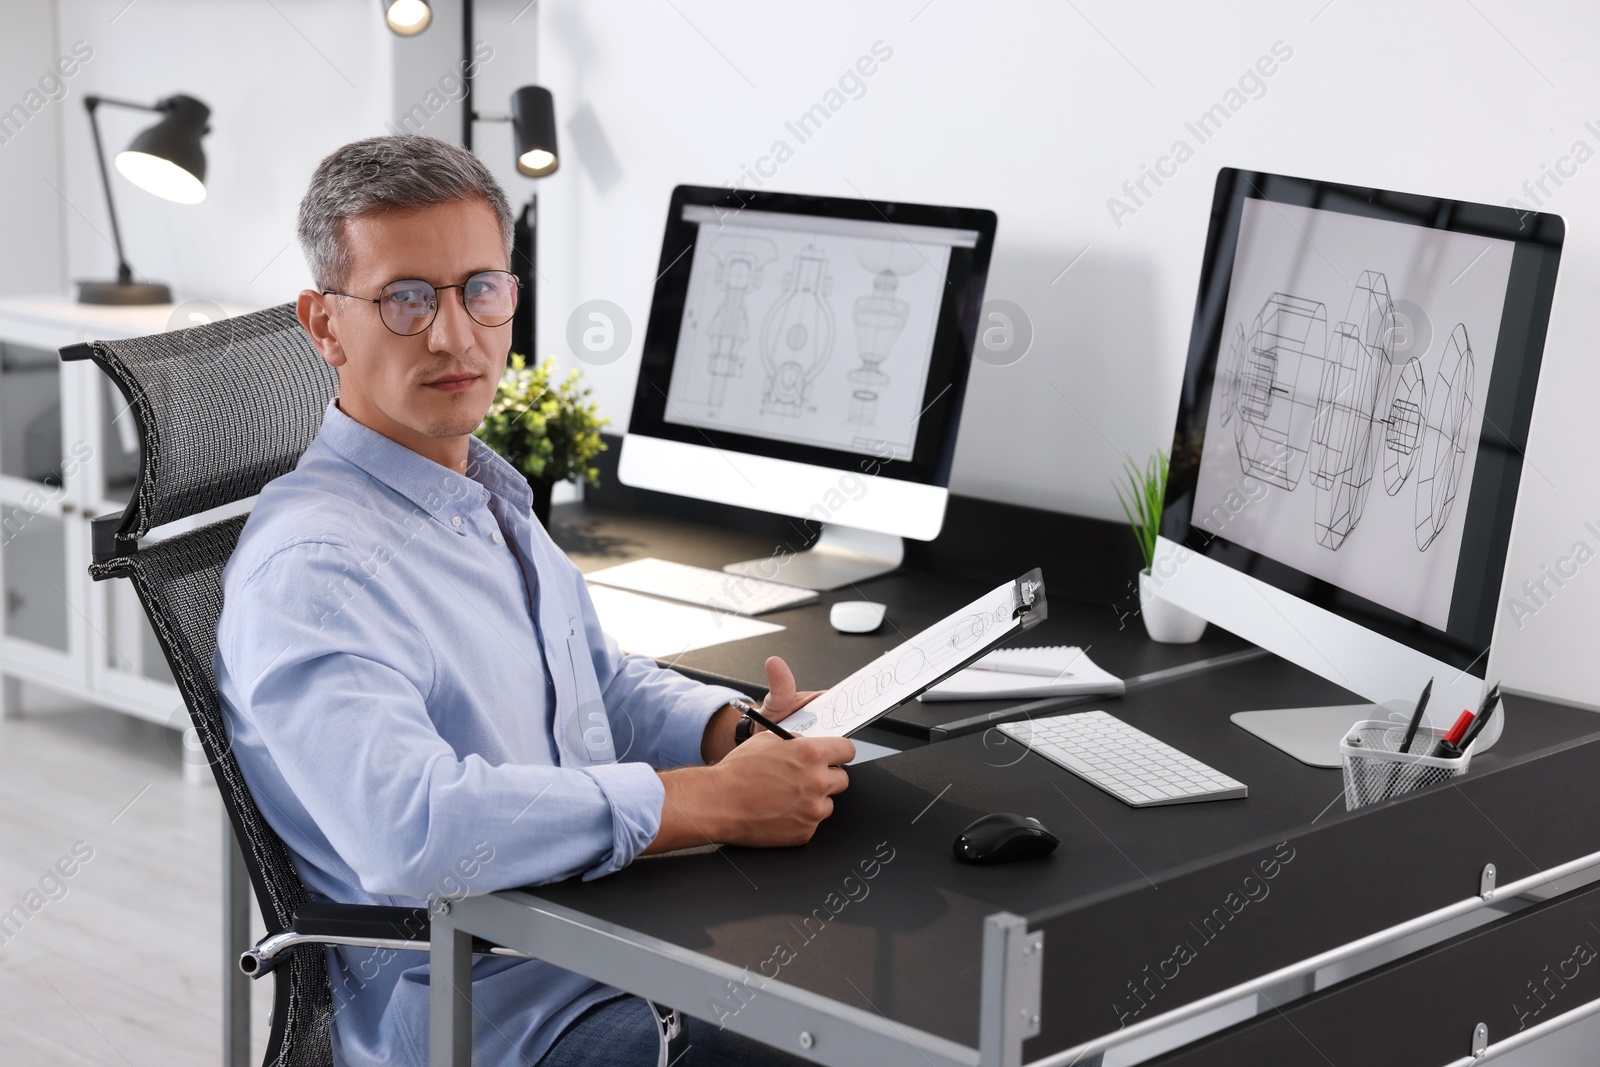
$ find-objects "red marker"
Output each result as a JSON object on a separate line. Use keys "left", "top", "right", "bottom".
{"left": 1444, "top": 711, "right": 1475, "bottom": 746}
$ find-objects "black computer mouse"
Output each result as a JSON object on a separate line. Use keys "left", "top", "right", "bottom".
{"left": 953, "top": 812, "right": 1060, "bottom": 865}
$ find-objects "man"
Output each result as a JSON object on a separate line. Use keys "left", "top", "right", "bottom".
{"left": 215, "top": 134, "right": 854, "bottom": 1067}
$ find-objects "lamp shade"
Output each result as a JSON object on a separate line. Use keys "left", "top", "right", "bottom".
{"left": 511, "top": 86, "right": 559, "bottom": 177}
{"left": 114, "top": 94, "right": 209, "bottom": 205}
{"left": 384, "top": 0, "right": 432, "bottom": 35}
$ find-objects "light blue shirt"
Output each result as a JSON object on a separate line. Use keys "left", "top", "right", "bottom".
{"left": 215, "top": 400, "right": 747, "bottom": 1066}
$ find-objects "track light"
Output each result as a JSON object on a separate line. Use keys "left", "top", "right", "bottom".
{"left": 511, "top": 87, "right": 559, "bottom": 178}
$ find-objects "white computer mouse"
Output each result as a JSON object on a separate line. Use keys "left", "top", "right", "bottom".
{"left": 829, "top": 600, "right": 887, "bottom": 633}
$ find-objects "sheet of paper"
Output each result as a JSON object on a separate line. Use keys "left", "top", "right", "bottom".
{"left": 846, "top": 739, "right": 901, "bottom": 765}
{"left": 786, "top": 573, "right": 1043, "bottom": 738}
{"left": 585, "top": 584, "right": 784, "bottom": 658}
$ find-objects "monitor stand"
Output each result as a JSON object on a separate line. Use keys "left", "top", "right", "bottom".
{"left": 723, "top": 524, "right": 903, "bottom": 592}
{"left": 1231, "top": 705, "right": 1390, "bottom": 768}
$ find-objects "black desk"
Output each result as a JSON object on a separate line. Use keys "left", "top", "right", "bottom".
{"left": 430, "top": 652, "right": 1600, "bottom": 1065}
{"left": 430, "top": 498, "right": 1600, "bottom": 1067}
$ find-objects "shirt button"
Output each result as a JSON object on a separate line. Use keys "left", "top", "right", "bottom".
{"left": 491, "top": 530, "right": 503, "bottom": 544}
{"left": 451, "top": 515, "right": 463, "bottom": 528}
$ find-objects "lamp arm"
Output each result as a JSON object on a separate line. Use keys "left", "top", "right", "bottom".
{"left": 462, "top": 0, "right": 474, "bottom": 149}
{"left": 83, "top": 94, "right": 164, "bottom": 114}
{"left": 84, "top": 96, "right": 135, "bottom": 285}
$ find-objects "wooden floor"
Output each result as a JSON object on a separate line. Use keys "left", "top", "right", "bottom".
{"left": 4, "top": 685, "right": 1600, "bottom": 1067}
{"left": 0, "top": 686, "right": 272, "bottom": 1067}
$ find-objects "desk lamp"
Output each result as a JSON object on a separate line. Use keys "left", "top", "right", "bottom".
{"left": 78, "top": 92, "right": 210, "bottom": 305}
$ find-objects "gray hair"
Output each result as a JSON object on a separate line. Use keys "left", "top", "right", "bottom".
{"left": 297, "top": 134, "right": 514, "bottom": 291}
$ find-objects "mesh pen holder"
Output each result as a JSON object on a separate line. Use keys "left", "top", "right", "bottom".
{"left": 1341, "top": 720, "right": 1474, "bottom": 811}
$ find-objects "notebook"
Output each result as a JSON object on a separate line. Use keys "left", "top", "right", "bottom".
{"left": 917, "top": 645, "right": 1124, "bottom": 702}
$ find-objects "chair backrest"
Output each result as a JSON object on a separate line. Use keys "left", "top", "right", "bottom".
{"left": 63, "top": 302, "right": 340, "bottom": 1067}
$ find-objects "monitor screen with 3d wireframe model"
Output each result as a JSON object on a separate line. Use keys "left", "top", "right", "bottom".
{"left": 1155, "top": 168, "right": 1563, "bottom": 757}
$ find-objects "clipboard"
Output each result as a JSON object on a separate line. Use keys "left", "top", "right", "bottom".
{"left": 785, "top": 568, "right": 1048, "bottom": 738}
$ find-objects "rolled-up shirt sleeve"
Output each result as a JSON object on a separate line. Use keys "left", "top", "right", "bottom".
{"left": 221, "top": 539, "right": 664, "bottom": 898}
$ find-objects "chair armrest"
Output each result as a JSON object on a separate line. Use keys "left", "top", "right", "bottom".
{"left": 293, "top": 901, "right": 430, "bottom": 941}
{"left": 240, "top": 901, "right": 524, "bottom": 978}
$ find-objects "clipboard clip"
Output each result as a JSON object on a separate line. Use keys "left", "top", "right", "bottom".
{"left": 1011, "top": 567, "right": 1048, "bottom": 629}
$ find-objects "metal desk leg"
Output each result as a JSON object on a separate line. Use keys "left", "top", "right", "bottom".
{"left": 224, "top": 812, "right": 251, "bottom": 1067}
{"left": 979, "top": 913, "right": 1044, "bottom": 1067}
{"left": 429, "top": 905, "right": 473, "bottom": 1067}
{"left": 1, "top": 674, "right": 22, "bottom": 719}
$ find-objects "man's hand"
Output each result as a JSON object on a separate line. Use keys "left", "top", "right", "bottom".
{"left": 757, "top": 655, "right": 824, "bottom": 724}
{"left": 648, "top": 730, "right": 856, "bottom": 853}
{"left": 658, "top": 657, "right": 849, "bottom": 853}
{"left": 699, "top": 656, "right": 824, "bottom": 763}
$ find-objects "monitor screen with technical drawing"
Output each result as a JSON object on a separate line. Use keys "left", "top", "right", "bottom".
{"left": 625, "top": 186, "right": 996, "bottom": 497}
{"left": 662, "top": 205, "right": 970, "bottom": 463}
{"left": 620, "top": 187, "right": 995, "bottom": 554}
{"left": 1163, "top": 168, "right": 1564, "bottom": 670}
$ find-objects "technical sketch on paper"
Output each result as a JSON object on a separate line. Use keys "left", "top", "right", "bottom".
{"left": 1213, "top": 270, "right": 1476, "bottom": 554}
{"left": 785, "top": 577, "right": 1026, "bottom": 738}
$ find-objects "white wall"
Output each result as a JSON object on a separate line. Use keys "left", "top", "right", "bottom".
{"left": 0, "top": 0, "right": 66, "bottom": 295}
{"left": 54, "top": 0, "right": 408, "bottom": 306}
{"left": 15, "top": 0, "right": 1599, "bottom": 708}
{"left": 535, "top": 0, "right": 1600, "bottom": 710}
{"left": 48, "top": 0, "right": 539, "bottom": 305}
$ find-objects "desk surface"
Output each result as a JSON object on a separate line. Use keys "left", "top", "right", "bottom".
{"left": 551, "top": 501, "right": 1254, "bottom": 737}
{"left": 525, "top": 648, "right": 1600, "bottom": 1054}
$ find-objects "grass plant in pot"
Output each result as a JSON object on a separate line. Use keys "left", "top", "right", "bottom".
{"left": 1115, "top": 450, "right": 1207, "bottom": 644}
{"left": 475, "top": 353, "right": 609, "bottom": 527}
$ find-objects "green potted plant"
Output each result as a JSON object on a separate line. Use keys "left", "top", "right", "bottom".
{"left": 1114, "top": 450, "right": 1206, "bottom": 643}
{"left": 475, "top": 353, "right": 610, "bottom": 527}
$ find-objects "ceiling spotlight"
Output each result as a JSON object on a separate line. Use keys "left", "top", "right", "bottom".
{"left": 383, "top": 0, "right": 432, "bottom": 36}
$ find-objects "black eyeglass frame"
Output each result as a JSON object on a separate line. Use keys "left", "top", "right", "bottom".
{"left": 321, "top": 269, "right": 523, "bottom": 336}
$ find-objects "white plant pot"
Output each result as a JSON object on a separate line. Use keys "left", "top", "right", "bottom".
{"left": 1140, "top": 571, "right": 1208, "bottom": 644}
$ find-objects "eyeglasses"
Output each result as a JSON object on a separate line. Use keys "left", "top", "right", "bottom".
{"left": 322, "top": 270, "right": 522, "bottom": 336}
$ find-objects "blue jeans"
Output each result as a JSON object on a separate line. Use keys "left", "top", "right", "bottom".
{"left": 538, "top": 995, "right": 811, "bottom": 1067}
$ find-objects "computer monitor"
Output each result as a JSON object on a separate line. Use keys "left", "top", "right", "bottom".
{"left": 620, "top": 185, "right": 997, "bottom": 589}
{"left": 1153, "top": 168, "right": 1564, "bottom": 762}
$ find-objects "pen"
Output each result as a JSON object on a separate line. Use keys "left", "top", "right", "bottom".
{"left": 968, "top": 663, "right": 1076, "bottom": 679}
{"left": 743, "top": 704, "right": 796, "bottom": 740}
{"left": 1400, "top": 678, "right": 1433, "bottom": 754}
{"left": 1454, "top": 685, "right": 1502, "bottom": 754}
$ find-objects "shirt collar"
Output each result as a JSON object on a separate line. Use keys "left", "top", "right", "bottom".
{"left": 315, "top": 399, "right": 533, "bottom": 529}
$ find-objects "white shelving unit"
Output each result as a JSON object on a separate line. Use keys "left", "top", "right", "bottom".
{"left": 0, "top": 295, "right": 255, "bottom": 777}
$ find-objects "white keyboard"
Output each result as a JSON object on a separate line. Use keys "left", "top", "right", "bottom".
{"left": 584, "top": 557, "right": 820, "bottom": 616}
{"left": 999, "top": 710, "right": 1247, "bottom": 807}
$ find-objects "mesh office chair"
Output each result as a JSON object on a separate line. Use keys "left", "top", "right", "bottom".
{"left": 61, "top": 303, "right": 504, "bottom": 1067}
{"left": 63, "top": 302, "right": 687, "bottom": 1067}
